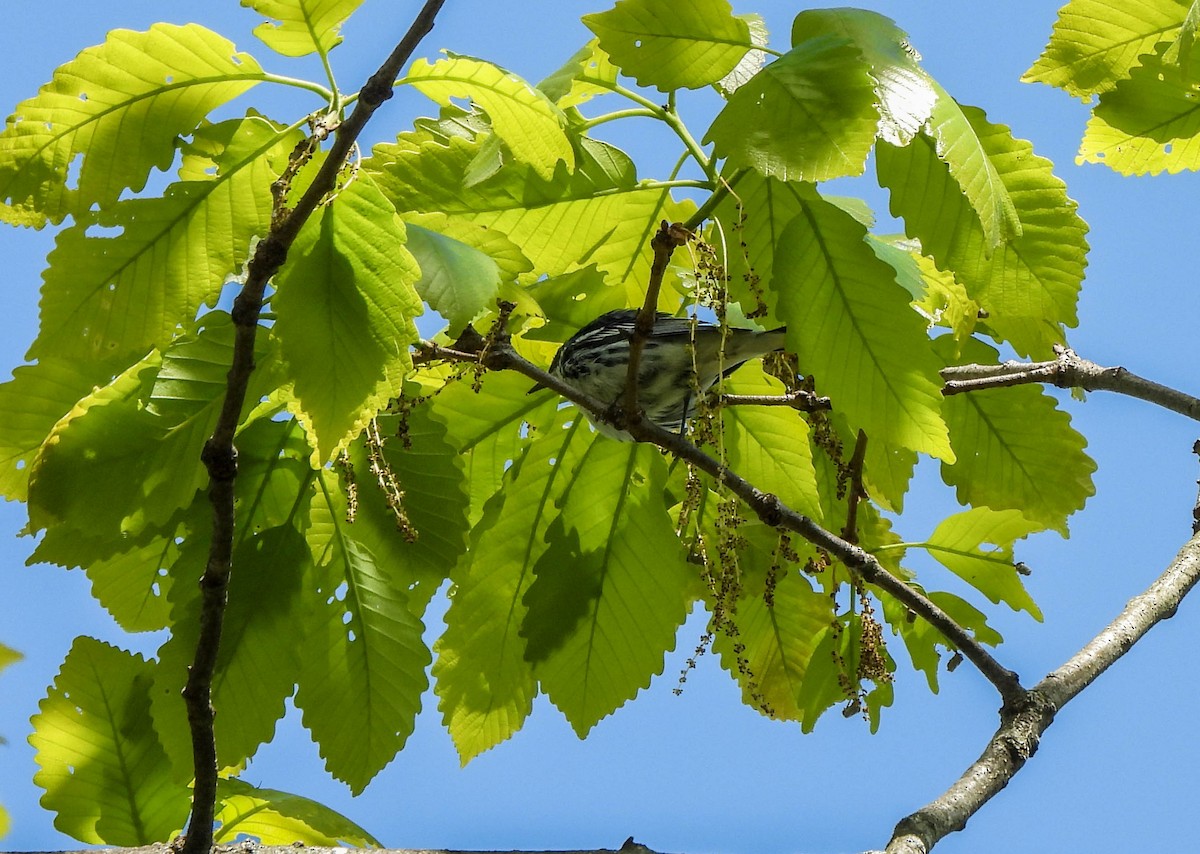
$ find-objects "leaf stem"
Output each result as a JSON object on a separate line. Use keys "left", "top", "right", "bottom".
{"left": 258, "top": 71, "right": 336, "bottom": 102}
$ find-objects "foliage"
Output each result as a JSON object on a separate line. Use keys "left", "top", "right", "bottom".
{"left": 3, "top": 0, "right": 1195, "bottom": 844}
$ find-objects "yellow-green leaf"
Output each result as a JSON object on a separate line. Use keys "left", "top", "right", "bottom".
{"left": 1023, "top": 0, "right": 1192, "bottom": 97}
{"left": 242, "top": 0, "right": 364, "bottom": 58}
{"left": 704, "top": 36, "right": 880, "bottom": 181}
{"left": 1079, "top": 42, "right": 1200, "bottom": 175}
{"left": 214, "top": 778, "right": 380, "bottom": 846}
{"left": 771, "top": 188, "right": 953, "bottom": 460}
{"left": 404, "top": 54, "right": 573, "bottom": 180}
{"left": 0, "top": 24, "right": 263, "bottom": 226}
{"left": 273, "top": 176, "right": 422, "bottom": 463}
{"left": 582, "top": 0, "right": 754, "bottom": 91}
{"left": 30, "top": 638, "right": 191, "bottom": 845}
{"left": 925, "top": 507, "right": 1044, "bottom": 618}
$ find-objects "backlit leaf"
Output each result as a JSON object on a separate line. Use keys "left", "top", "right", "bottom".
{"left": 0, "top": 24, "right": 264, "bottom": 226}
{"left": 242, "top": 0, "right": 364, "bottom": 58}
{"left": 30, "top": 638, "right": 190, "bottom": 844}
{"left": 583, "top": 0, "right": 754, "bottom": 91}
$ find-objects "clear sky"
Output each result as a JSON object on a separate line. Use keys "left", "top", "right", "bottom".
{"left": 3, "top": 2, "right": 1200, "bottom": 853}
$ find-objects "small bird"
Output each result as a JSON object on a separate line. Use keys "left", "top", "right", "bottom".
{"left": 543, "top": 308, "right": 787, "bottom": 440}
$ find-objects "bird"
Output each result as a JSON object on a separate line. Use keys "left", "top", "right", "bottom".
{"left": 541, "top": 308, "right": 787, "bottom": 440}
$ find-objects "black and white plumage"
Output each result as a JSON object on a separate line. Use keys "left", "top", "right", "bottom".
{"left": 546, "top": 308, "right": 787, "bottom": 440}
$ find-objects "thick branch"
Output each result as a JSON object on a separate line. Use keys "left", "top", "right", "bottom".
{"left": 180, "top": 4, "right": 446, "bottom": 852}
{"left": 881, "top": 530, "right": 1200, "bottom": 853}
{"left": 942, "top": 349, "right": 1200, "bottom": 422}
{"left": 418, "top": 338, "right": 1025, "bottom": 708}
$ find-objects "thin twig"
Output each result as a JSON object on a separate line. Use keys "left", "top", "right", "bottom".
{"left": 842, "top": 430, "right": 868, "bottom": 545}
{"left": 881, "top": 530, "right": 1200, "bottom": 853}
{"left": 180, "top": 3, "right": 447, "bottom": 852}
{"left": 419, "top": 337, "right": 1026, "bottom": 708}
{"left": 620, "top": 221, "right": 693, "bottom": 428}
{"left": 719, "top": 390, "right": 832, "bottom": 411}
{"left": 942, "top": 348, "right": 1200, "bottom": 422}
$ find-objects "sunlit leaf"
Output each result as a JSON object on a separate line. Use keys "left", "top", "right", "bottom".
{"left": 214, "top": 778, "right": 380, "bottom": 845}
{"left": 30, "top": 638, "right": 191, "bottom": 844}
{"left": 705, "top": 36, "right": 880, "bottom": 181}
{"left": 939, "top": 338, "right": 1095, "bottom": 534}
{"left": 433, "top": 414, "right": 580, "bottom": 762}
{"left": 0, "top": 357, "right": 121, "bottom": 501}
{"left": 404, "top": 53, "right": 573, "bottom": 180}
{"left": 273, "top": 176, "right": 422, "bottom": 462}
{"left": 925, "top": 508, "right": 1043, "bottom": 618}
{"left": 1023, "top": 0, "right": 1192, "bottom": 97}
{"left": 403, "top": 212, "right": 531, "bottom": 332}
{"left": 1079, "top": 42, "right": 1200, "bottom": 175}
{"left": 242, "top": 0, "right": 364, "bottom": 58}
{"left": 583, "top": 0, "right": 754, "bottom": 91}
{"left": 878, "top": 105, "right": 1087, "bottom": 358}
{"left": 296, "top": 473, "right": 430, "bottom": 793}
{"left": 0, "top": 24, "right": 264, "bottom": 226}
{"left": 29, "top": 115, "right": 293, "bottom": 364}
{"left": 792, "top": 8, "right": 935, "bottom": 147}
{"left": 152, "top": 525, "right": 309, "bottom": 779}
{"left": 532, "top": 443, "right": 692, "bottom": 736}
{"left": 771, "top": 187, "right": 953, "bottom": 460}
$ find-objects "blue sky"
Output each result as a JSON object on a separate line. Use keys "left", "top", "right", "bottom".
{"left": 3, "top": 2, "right": 1200, "bottom": 853}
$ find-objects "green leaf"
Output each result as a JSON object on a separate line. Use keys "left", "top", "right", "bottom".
{"left": 152, "top": 526, "right": 309, "bottom": 779}
{"left": 1079, "top": 42, "right": 1200, "bottom": 175}
{"left": 532, "top": 443, "right": 692, "bottom": 736}
{"left": 704, "top": 35, "right": 880, "bottom": 181}
{"left": 716, "top": 15, "right": 769, "bottom": 95}
{"left": 770, "top": 188, "right": 953, "bottom": 460}
{"left": 722, "top": 367, "right": 822, "bottom": 520}
{"left": 77, "top": 531, "right": 181, "bottom": 633}
{"left": 710, "top": 529, "right": 830, "bottom": 721}
{"left": 791, "top": 8, "right": 936, "bottom": 147}
{"left": 242, "top": 0, "right": 364, "bottom": 58}
{"left": 404, "top": 53, "right": 573, "bottom": 180}
{"left": 344, "top": 407, "right": 470, "bottom": 616}
{"left": 296, "top": 472, "right": 430, "bottom": 793}
{"left": 367, "top": 129, "right": 685, "bottom": 297}
{"left": 0, "top": 24, "right": 264, "bottom": 226}
{"left": 925, "top": 508, "right": 1043, "bottom": 618}
{"left": 403, "top": 212, "right": 531, "bottom": 331}
{"left": 582, "top": 0, "right": 753, "bottom": 91}
{"left": 273, "top": 176, "right": 422, "bottom": 463}
{"left": 1023, "top": 0, "right": 1192, "bottom": 97}
{"left": 0, "top": 357, "right": 121, "bottom": 501}
{"left": 939, "top": 338, "right": 1095, "bottom": 533}
{"left": 877, "top": 105, "right": 1088, "bottom": 358}
{"left": 796, "top": 618, "right": 856, "bottom": 732}
{"left": 423, "top": 368, "right": 561, "bottom": 525}
{"left": 29, "top": 115, "right": 293, "bottom": 364}
{"left": 28, "top": 313, "right": 274, "bottom": 539}
{"left": 1164, "top": 1, "right": 1200, "bottom": 73}
{"left": 214, "top": 778, "right": 380, "bottom": 846}
{"left": 539, "top": 40, "right": 621, "bottom": 109}
{"left": 433, "top": 415, "right": 580, "bottom": 762}
{"left": 30, "top": 638, "right": 191, "bottom": 845}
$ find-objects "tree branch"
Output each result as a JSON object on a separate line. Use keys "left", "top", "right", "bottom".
{"left": 718, "top": 390, "right": 831, "bottom": 411}
{"left": 880, "top": 529, "right": 1200, "bottom": 853}
{"left": 416, "top": 336, "right": 1026, "bottom": 709}
{"left": 619, "top": 221, "right": 693, "bottom": 428}
{"left": 180, "top": 3, "right": 447, "bottom": 852}
{"left": 942, "top": 348, "right": 1200, "bottom": 422}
